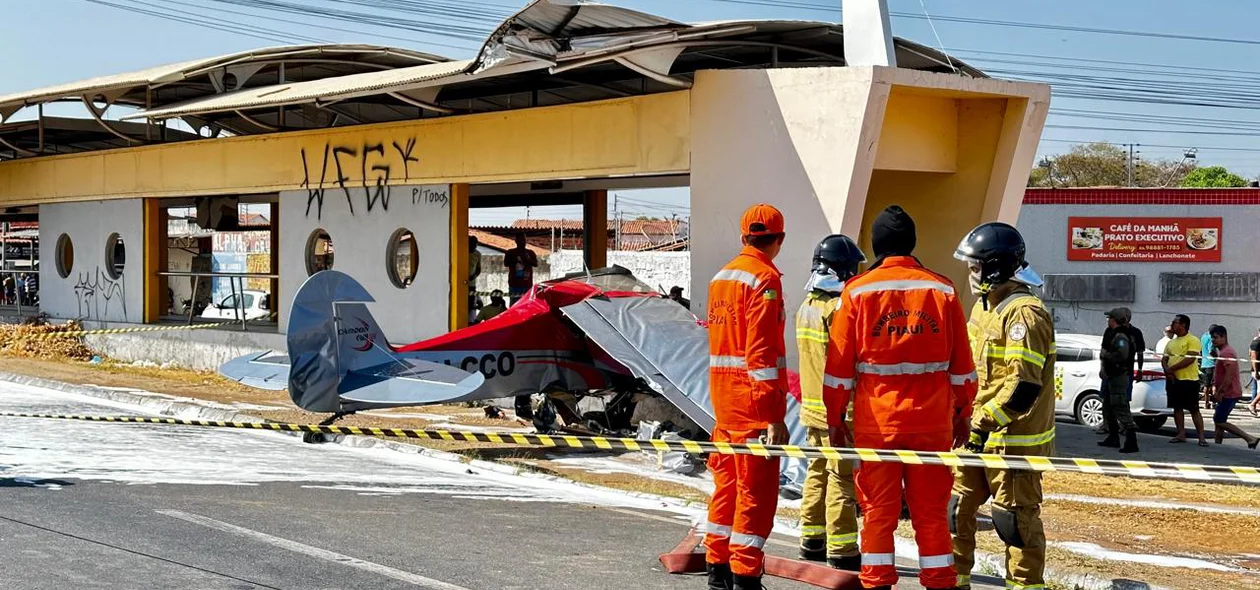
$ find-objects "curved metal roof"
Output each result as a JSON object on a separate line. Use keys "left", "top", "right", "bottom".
{"left": 0, "top": 0, "right": 984, "bottom": 160}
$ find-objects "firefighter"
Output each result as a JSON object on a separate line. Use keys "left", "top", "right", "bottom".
{"left": 823, "top": 206, "right": 977, "bottom": 590}
{"left": 950, "top": 222, "right": 1054, "bottom": 590}
{"left": 796, "top": 234, "right": 865, "bottom": 571}
{"left": 704, "top": 203, "right": 790, "bottom": 590}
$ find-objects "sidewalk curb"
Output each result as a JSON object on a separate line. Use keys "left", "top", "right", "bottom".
{"left": 0, "top": 370, "right": 1161, "bottom": 589}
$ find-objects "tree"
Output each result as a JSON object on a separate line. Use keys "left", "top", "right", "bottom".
{"left": 1028, "top": 142, "right": 1196, "bottom": 188}
{"left": 1179, "top": 166, "right": 1250, "bottom": 188}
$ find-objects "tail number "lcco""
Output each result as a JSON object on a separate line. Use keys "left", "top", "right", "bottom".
{"left": 448, "top": 352, "right": 516, "bottom": 378}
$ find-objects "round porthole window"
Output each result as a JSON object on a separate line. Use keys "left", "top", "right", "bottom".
{"left": 55, "top": 233, "right": 74, "bottom": 279}
{"left": 105, "top": 233, "right": 126, "bottom": 279}
{"left": 387, "top": 229, "right": 419, "bottom": 288}
{"left": 305, "top": 229, "right": 334, "bottom": 275}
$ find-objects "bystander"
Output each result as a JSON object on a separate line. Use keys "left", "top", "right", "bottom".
{"left": 1208, "top": 326, "right": 1259, "bottom": 450}
{"left": 1163, "top": 314, "right": 1209, "bottom": 447}
{"left": 1201, "top": 325, "right": 1219, "bottom": 410}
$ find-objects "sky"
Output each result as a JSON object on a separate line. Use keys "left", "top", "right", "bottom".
{"left": 4, "top": 0, "right": 1260, "bottom": 224}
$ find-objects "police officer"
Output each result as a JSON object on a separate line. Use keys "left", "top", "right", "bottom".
{"left": 795, "top": 234, "right": 865, "bottom": 571}
{"left": 951, "top": 222, "right": 1055, "bottom": 590}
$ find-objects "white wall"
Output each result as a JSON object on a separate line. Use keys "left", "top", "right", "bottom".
{"left": 38, "top": 200, "right": 144, "bottom": 323}
{"left": 1018, "top": 203, "right": 1260, "bottom": 345}
{"left": 690, "top": 67, "right": 885, "bottom": 366}
{"left": 549, "top": 250, "right": 691, "bottom": 296}
{"left": 279, "top": 184, "right": 451, "bottom": 343}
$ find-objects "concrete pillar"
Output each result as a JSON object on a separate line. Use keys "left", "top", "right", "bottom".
{"left": 142, "top": 198, "right": 167, "bottom": 323}
{"left": 690, "top": 66, "right": 1048, "bottom": 364}
{"left": 449, "top": 183, "right": 470, "bottom": 331}
{"left": 583, "top": 189, "right": 608, "bottom": 269}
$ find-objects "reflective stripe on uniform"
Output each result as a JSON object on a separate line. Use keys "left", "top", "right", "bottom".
{"left": 848, "top": 279, "right": 955, "bottom": 298}
{"left": 950, "top": 371, "right": 978, "bottom": 385}
{"left": 796, "top": 327, "right": 828, "bottom": 343}
{"left": 988, "top": 345, "right": 1048, "bottom": 368}
{"left": 799, "top": 525, "right": 826, "bottom": 537}
{"left": 748, "top": 367, "right": 780, "bottom": 381}
{"left": 827, "top": 533, "right": 858, "bottom": 546}
{"left": 710, "top": 355, "right": 746, "bottom": 368}
{"left": 801, "top": 398, "right": 827, "bottom": 410}
{"left": 822, "top": 374, "right": 849, "bottom": 388}
{"left": 987, "top": 428, "right": 1056, "bottom": 447}
{"left": 861, "top": 552, "right": 896, "bottom": 566}
{"left": 705, "top": 521, "right": 732, "bottom": 537}
{"left": 711, "top": 268, "right": 760, "bottom": 290}
{"left": 983, "top": 400, "right": 1013, "bottom": 427}
{"left": 919, "top": 553, "right": 954, "bottom": 569}
{"left": 857, "top": 361, "right": 950, "bottom": 376}
{"left": 730, "top": 532, "right": 766, "bottom": 550}
{"left": 1005, "top": 582, "right": 1047, "bottom": 590}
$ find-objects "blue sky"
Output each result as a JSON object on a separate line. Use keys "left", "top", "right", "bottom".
{"left": 4, "top": 0, "right": 1260, "bottom": 223}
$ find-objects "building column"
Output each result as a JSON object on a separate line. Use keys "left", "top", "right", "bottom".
{"left": 449, "top": 183, "right": 470, "bottom": 331}
{"left": 142, "top": 198, "right": 167, "bottom": 323}
{"left": 583, "top": 189, "right": 608, "bottom": 269}
{"left": 269, "top": 201, "right": 279, "bottom": 320}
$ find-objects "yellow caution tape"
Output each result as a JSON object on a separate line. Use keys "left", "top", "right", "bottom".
{"left": 1, "top": 412, "right": 1256, "bottom": 485}
{"left": 21, "top": 322, "right": 238, "bottom": 339}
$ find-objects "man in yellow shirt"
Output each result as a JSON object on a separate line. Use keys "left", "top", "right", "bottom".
{"left": 1162, "top": 314, "right": 1208, "bottom": 446}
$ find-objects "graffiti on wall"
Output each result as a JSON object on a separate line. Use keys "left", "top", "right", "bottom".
{"left": 74, "top": 267, "right": 126, "bottom": 321}
{"left": 301, "top": 138, "right": 420, "bottom": 219}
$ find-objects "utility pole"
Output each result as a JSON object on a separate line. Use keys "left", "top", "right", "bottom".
{"left": 613, "top": 194, "right": 621, "bottom": 251}
{"left": 1126, "top": 143, "right": 1141, "bottom": 187}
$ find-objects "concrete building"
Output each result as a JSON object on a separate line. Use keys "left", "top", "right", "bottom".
{"left": 1019, "top": 187, "right": 1260, "bottom": 346}
{"left": 0, "top": 0, "right": 1048, "bottom": 367}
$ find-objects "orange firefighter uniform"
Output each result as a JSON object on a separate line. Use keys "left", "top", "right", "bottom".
{"left": 823, "top": 256, "right": 977, "bottom": 589}
{"left": 704, "top": 205, "right": 789, "bottom": 579}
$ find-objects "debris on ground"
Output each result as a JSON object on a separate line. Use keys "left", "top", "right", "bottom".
{"left": 0, "top": 321, "right": 93, "bottom": 360}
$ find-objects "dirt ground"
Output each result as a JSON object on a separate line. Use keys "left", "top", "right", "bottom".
{"left": 4, "top": 353, "right": 1259, "bottom": 589}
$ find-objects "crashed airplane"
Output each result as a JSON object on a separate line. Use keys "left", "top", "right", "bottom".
{"left": 220, "top": 266, "right": 811, "bottom": 492}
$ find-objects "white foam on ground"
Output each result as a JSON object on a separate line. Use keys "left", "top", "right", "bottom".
{"left": 1053, "top": 542, "right": 1238, "bottom": 572}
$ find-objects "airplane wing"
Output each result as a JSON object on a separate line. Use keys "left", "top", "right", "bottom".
{"left": 219, "top": 351, "right": 290, "bottom": 390}
{"left": 340, "top": 358, "right": 486, "bottom": 405}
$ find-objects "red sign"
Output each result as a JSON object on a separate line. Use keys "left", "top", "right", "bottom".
{"left": 1067, "top": 217, "right": 1222, "bottom": 262}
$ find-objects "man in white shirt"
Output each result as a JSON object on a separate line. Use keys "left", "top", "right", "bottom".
{"left": 1155, "top": 325, "right": 1174, "bottom": 355}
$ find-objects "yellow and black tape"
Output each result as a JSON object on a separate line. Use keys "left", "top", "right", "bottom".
{"left": 1, "top": 412, "right": 1257, "bottom": 485}
{"left": 22, "top": 322, "right": 238, "bottom": 339}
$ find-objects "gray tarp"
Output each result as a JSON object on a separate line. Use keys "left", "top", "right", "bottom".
{"left": 560, "top": 295, "right": 807, "bottom": 490}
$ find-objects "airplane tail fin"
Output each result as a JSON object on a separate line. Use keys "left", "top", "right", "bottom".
{"left": 287, "top": 270, "right": 391, "bottom": 412}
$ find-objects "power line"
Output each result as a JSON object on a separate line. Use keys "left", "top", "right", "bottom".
{"left": 81, "top": 0, "right": 320, "bottom": 44}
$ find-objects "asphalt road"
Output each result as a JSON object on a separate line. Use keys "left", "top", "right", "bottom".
{"left": 0, "top": 382, "right": 1004, "bottom": 590}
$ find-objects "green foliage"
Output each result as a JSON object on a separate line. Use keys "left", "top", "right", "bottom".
{"left": 1178, "top": 166, "right": 1250, "bottom": 188}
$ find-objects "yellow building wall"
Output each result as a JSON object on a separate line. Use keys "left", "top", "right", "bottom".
{"left": 0, "top": 92, "right": 691, "bottom": 205}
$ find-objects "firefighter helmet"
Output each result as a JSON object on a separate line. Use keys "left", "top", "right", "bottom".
{"left": 954, "top": 222, "right": 1041, "bottom": 288}
{"left": 812, "top": 234, "right": 866, "bottom": 281}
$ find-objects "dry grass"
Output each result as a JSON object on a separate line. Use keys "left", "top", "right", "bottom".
{"left": 1043, "top": 472, "right": 1260, "bottom": 510}
{"left": 0, "top": 322, "right": 95, "bottom": 361}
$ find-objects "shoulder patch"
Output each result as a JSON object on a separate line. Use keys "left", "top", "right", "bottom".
{"left": 764, "top": 289, "right": 778, "bottom": 300}
{"left": 1008, "top": 322, "right": 1028, "bottom": 342}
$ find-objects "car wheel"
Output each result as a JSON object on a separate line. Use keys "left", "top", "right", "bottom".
{"left": 1135, "top": 416, "right": 1168, "bottom": 434}
{"left": 1075, "top": 392, "right": 1105, "bottom": 430}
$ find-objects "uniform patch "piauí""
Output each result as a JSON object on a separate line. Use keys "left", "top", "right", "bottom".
{"left": 1008, "top": 322, "right": 1028, "bottom": 342}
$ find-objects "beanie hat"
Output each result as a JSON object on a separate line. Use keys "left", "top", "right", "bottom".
{"left": 871, "top": 205, "right": 917, "bottom": 257}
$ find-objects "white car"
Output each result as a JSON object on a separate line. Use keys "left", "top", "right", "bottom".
{"left": 200, "top": 290, "right": 270, "bottom": 322}
{"left": 1055, "top": 333, "right": 1173, "bottom": 433}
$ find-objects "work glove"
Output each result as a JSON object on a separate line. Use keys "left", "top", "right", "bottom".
{"left": 828, "top": 423, "right": 853, "bottom": 448}
{"left": 964, "top": 430, "right": 989, "bottom": 454}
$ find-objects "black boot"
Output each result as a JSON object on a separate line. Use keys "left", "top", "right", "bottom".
{"left": 1097, "top": 432, "right": 1120, "bottom": 448}
{"left": 827, "top": 554, "right": 861, "bottom": 571}
{"left": 800, "top": 537, "right": 826, "bottom": 562}
{"left": 732, "top": 574, "right": 763, "bottom": 590}
{"left": 1120, "top": 430, "right": 1139, "bottom": 453}
{"left": 706, "top": 563, "right": 733, "bottom": 590}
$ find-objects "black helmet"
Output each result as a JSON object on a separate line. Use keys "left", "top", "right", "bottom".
{"left": 954, "top": 222, "right": 1040, "bottom": 287}
{"left": 812, "top": 234, "right": 866, "bottom": 281}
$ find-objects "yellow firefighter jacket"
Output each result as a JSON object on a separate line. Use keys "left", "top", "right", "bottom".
{"left": 797, "top": 290, "right": 844, "bottom": 430}
{"left": 967, "top": 286, "right": 1057, "bottom": 457}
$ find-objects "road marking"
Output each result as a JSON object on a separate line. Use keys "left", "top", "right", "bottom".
{"left": 156, "top": 510, "right": 470, "bottom": 590}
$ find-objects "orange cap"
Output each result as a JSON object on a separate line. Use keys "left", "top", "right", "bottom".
{"left": 740, "top": 203, "right": 785, "bottom": 237}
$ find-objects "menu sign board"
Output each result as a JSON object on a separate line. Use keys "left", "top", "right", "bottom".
{"left": 1068, "top": 217, "right": 1222, "bottom": 262}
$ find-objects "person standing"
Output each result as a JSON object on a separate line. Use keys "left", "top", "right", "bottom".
{"left": 950, "top": 222, "right": 1055, "bottom": 590}
{"left": 503, "top": 232, "right": 538, "bottom": 306}
{"left": 822, "top": 206, "right": 976, "bottom": 590}
{"left": 704, "top": 204, "right": 789, "bottom": 590}
{"left": 1155, "top": 326, "right": 1174, "bottom": 356}
{"left": 1098, "top": 308, "right": 1139, "bottom": 453}
{"left": 1250, "top": 328, "right": 1260, "bottom": 418}
{"left": 795, "top": 234, "right": 865, "bottom": 571}
{"left": 468, "top": 236, "right": 482, "bottom": 324}
{"left": 1201, "top": 326, "right": 1219, "bottom": 410}
{"left": 1163, "top": 314, "right": 1208, "bottom": 446}
{"left": 1208, "top": 326, "right": 1260, "bottom": 449}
